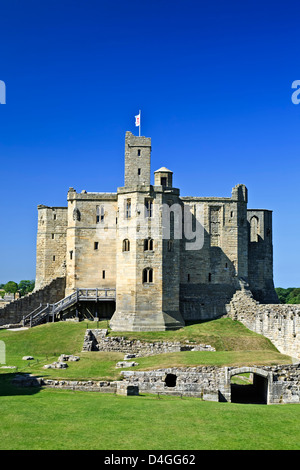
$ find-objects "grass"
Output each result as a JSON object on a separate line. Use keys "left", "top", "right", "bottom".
{"left": 0, "top": 318, "right": 298, "bottom": 450}
{"left": 0, "top": 318, "right": 292, "bottom": 381}
{"left": 0, "top": 377, "right": 299, "bottom": 450}
{"left": 0, "top": 318, "right": 293, "bottom": 380}
{"left": 108, "top": 317, "right": 278, "bottom": 351}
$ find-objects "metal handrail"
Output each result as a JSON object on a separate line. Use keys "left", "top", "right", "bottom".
{"left": 23, "top": 303, "right": 43, "bottom": 322}
{"left": 23, "top": 287, "right": 116, "bottom": 327}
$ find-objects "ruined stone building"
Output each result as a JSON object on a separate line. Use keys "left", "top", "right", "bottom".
{"left": 33, "top": 131, "right": 278, "bottom": 331}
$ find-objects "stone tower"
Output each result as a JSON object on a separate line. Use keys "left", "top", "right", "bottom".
{"left": 247, "top": 209, "right": 278, "bottom": 303}
{"left": 35, "top": 205, "right": 68, "bottom": 290}
{"left": 110, "top": 132, "right": 185, "bottom": 331}
{"left": 124, "top": 131, "right": 151, "bottom": 187}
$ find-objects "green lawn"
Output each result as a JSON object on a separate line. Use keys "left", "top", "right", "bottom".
{"left": 0, "top": 319, "right": 298, "bottom": 450}
{"left": 0, "top": 378, "right": 299, "bottom": 450}
{"left": 0, "top": 319, "right": 292, "bottom": 381}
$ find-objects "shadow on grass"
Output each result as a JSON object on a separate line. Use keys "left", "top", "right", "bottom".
{"left": 0, "top": 373, "right": 41, "bottom": 397}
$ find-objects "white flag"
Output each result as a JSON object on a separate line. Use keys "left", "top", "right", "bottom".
{"left": 135, "top": 113, "right": 140, "bottom": 127}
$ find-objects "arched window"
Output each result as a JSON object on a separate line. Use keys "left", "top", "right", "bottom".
{"left": 250, "top": 216, "right": 259, "bottom": 242}
{"left": 142, "top": 268, "right": 153, "bottom": 283}
{"left": 123, "top": 239, "right": 130, "bottom": 252}
{"left": 144, "top": 238, "right": 154, "bottom": 251}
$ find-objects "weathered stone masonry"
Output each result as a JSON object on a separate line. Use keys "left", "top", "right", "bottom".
{"left": 82, "top": 328, "right": 215, "bottom": 356}
{"left": 122, "top": 364, "right": 300, "bottom": 404}
{"left": 226, "top": 282, "right": 300, "bottom": 360}
{"left": 20, "top": 130, "right": 280, "bottom": 332}
{"left": 0, "top": 277, "right": 66, "bottom": 327}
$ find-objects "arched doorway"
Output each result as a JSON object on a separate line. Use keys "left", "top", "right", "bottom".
{"left": 226, "top": 367, "right": 271, "bottom": 404}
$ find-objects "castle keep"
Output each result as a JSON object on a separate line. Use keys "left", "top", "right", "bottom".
{"left": 34, "top": 131, "right": 278, "bottom": 331}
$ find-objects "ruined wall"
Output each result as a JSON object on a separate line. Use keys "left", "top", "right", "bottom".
{"left": 0, "top": 277, "right": 66, "bottom": 327}
{"left": 83, "top": 328, "right": 215, "bottom": 356}
{"left": 247, "top": 209, "right": 278, "bottom": 303}
{"left": 226, "top": 284, "right": 300, "bottom": 360}
{"left": 122, "top": 364, "right": 300, "bottom": 403}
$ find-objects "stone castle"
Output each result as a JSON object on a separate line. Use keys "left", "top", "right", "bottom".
{"left": 33, "top": 131, "right": 278, "bottom": 331}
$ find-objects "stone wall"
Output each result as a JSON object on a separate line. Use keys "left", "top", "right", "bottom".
{"left": 122, "top": 363, "right": 300, "bottom": 404}
{"left": 35, "top": 206, "right": 68, "bottom": 290}
{"left": 82, "top": 329, "right": 215, "bottom": 356}
{"left": 10, "top": 361, "right": 300, "bottom": 404}
{"left": 226, "top": 282, "right": 300, "bottom": 360}
{"left": 247, "top": 210, "right": 278, "bottom": 303}
{"left": 66, "top": 190, "right": 118, "bottom": 296}
{"left": 12, "top": 374, "right": 139, "bottom": 396}
{"left": 0, "top": 277, "right": 66, "bottom": 327}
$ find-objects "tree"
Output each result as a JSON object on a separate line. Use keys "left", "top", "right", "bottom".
{"left": 18, "top": 280, "right": 35, "bottom": 297}
{"left": 3, "top": 281, "right": 18, "bottom": 294}
{"left": 286, "top": 288, "right": 300, "bottom": 304}
{"left": 275, "top": 287, "right": 300, "bottom": 304}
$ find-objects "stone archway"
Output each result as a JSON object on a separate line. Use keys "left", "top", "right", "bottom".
{"left": 224, "top": 367, "right": 272, "bottom": 404}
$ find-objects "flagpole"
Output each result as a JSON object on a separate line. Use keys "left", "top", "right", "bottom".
{"left": 139, "top": 109, "right": 141, "bottom": 137}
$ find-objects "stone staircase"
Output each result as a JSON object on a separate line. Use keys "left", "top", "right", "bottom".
{"left": 21, "top": 288, "right": 116, "bottom": 328}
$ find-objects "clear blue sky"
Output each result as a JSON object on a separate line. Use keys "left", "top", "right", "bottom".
{"left": 0, "top": 0, "right": 300, "bottom": 287}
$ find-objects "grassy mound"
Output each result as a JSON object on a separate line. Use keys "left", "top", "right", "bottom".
{"left": 0, "top": 318, "right": 292, "bottom": 381}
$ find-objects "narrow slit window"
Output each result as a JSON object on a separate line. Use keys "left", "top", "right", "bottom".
{"left": 138, "top": 168, "right": 141, "bottom": 175}
{"left": 125, "top": 199, "right": 131, "bottom": 219}
{"left": 102, "top": 270, "right": 105, "bottom": 279}
{"left": 208, "top": 273, "right": 212, "bottom": 282}
{"left": 100, "top": 206, "right": 105, "bottom": 222}
{"left": 94, "top": 242, "right": 99, "bottom": 250}
{"left": 53, "top": 255, "right": 56, "bottom": 261}
{"left": 52, "top": 233, "right": 55, "bottom": 239}
{"left": 250, "top": 216, "right": 259, "bottom": 243}
{"left": 145, "top": 198, "right": 153, "bottom": 218}
{"left": 168, "top": 240, "right": 173, "bottom": 252}
{"left": 123, "top": 239, "right": 130, "bottom": 252}
{"left": 137, "top": 149, "right": 141, "bottom": 156}
{"left": 70, "top": 251, "right": 73, "bottom": 260}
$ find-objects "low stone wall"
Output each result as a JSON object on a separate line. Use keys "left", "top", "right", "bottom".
{"left": 82, "top": 329, "right": 215, "bottom": 356}
{"left": 226, "top": 285, "right": 300, "bottom": 360}
{"left": 122, "top": 363, "right": 300, "bottom": 404}
{"left": 11, "top": 374, "right": 138, "bottom": 396}
{"left": 0, "top": 277, "right": 66, "bottom": 327}
{"left": 122, "top": 367, "right": 224, "bottom": 401}
{"left": 10, "top": 363, "right": 300, "bottom": 403}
